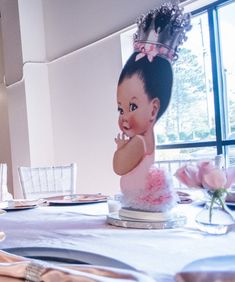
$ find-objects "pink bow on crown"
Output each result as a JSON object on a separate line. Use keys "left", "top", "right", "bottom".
{"left": 134, "top": 42, "right": 175, "bottom": 63}
{"left": 135, "top": 43, "right": 158, "bottom": 62}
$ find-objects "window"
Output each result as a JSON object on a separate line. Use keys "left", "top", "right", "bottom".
{"left": 120, "top": 0, "right": 235, "bottom": 166}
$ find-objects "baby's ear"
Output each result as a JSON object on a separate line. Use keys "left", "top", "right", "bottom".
{"left": 150, "top": 98, "right": 160, "bottom": 122}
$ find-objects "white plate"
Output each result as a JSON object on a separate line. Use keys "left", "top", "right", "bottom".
{"left": 3, "top": 247, "right": 135, "bottom": 270}
{"left": 47, "top": 194, "right": 108, "bottom": 206}
{"left": 3, "top": 205, "right": 38, "bottom": 212}
{"left": 182, "top": 255, "right": 235, "bottom": 272}
{"left": 48, "top": 199, "right": 107, "bottom": 206}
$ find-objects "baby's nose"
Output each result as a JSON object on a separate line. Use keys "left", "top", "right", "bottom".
{"left": 122, "top": 112, "right": 130, "bottom": 121}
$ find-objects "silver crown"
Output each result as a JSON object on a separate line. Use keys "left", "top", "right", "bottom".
{"left": 133, "top": 3, "right": 191, "bottom": 62}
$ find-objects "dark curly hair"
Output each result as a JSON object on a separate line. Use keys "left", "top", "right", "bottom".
{"left": 118, "top": 53, "right": 173, "bottom": 121}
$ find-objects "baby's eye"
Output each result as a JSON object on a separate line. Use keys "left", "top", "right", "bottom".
{"left": 118, "top": 107, "right": 124, "bottom": 115}
{"left": 129, "top": 103, "right": 138, "bottom": 112}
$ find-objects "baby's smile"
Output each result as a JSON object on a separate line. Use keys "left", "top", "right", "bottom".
{"left": 123, "top": 125, "right": 130, "bottom": 131}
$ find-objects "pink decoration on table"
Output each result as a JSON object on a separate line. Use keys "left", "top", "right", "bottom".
{"left": 175, "top": 159, "right": 235, "bottom": 222}
{"left": 146, "top": 166, "right": 168, "bottom": 191}
{"left": 134, "top": 165, "right": 178, "bottom": 212}
{"left": 120, "top": 162, "right": 178, "bottom": 212}
{"left": 174, "top": 164, "right": 201, "bottom": 188}
{"left": 175, "top": 160, "right": 235, "bottom": 191}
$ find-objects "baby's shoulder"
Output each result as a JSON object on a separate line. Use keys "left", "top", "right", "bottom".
{"left": 130, "top": 135, "right": 146, "bottom": 152}
{"left": 131, "top": 134, "right": 145, "bottom": 143}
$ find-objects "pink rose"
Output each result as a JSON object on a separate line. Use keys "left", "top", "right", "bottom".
{"left": 201, "top": 168, "right": 227, "bottom": 190}
{"left": 174, "top": 164, "right": 201, "bottom": 188}
{"left": 225, "top": 167, "right": 235, "bottom": 188}
{"left": 175, "top": 159, "right": 235, "bottom": 191}
{"left": 197, "top": 161, "right": 215, "bottom": 183}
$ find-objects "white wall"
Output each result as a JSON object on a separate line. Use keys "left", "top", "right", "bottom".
{"left": 7, "top": 31, "right": 122, "bottom": 197}
{"left": 24, "top": 63, "right": 54, "bottom": 166}
{"left": 7, "top": 81, "right": 30, "bottom": 198}
{"left": 0, "top": 0, "right": 23, "bottom": 86}
{"left": 48, "top": 35, "right": 122, "bottom": 195}
{"left": 0, "top": 0, "right": 29, "bottom": 197}
{"left": 18, "top": 0, "right": 46, "bottom": 62}
{"left": 0, "top": 7, "right": 13, "bottom": 194}
{"left": 0, "top": 84, "right": 13, "bottom": 194}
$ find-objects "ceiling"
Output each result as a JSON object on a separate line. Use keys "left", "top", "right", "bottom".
{"left": 42, "top": 0, "right": 167, "bottom": 59}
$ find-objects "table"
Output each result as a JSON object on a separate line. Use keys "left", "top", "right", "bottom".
{"left": 0, "top": 202, "right": 235, "bottom": 281}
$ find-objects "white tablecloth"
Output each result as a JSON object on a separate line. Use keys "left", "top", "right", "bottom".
{"left": 0, "top": 202, "right": 235, "bottom": 281}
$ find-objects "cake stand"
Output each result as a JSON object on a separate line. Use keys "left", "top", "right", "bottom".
{"left": 107, "top": 208, "right": 186, "bottom": 229}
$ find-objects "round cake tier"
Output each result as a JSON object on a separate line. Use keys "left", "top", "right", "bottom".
{"left": 119, "top": 208, "right": 172, "bottom": 221}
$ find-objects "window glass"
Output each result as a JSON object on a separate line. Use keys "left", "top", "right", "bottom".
{"left": 218, "top": 2, "right": 235, "bottom": 139}
{"left": 156, "top": 12, "right": 215, "bottom": 145}
{"left": 226, "top": 145, "right": 235, "bottom": 166}
{"left": 156, "top": 146, "right": 217, "bottom": 161}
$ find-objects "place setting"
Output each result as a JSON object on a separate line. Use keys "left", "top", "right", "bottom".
{"left": 0, "top": 194, "right": 108, "bottom": 211}
{"left": 45, "top": 193, "right": 108, "bottom": 206}
{"left": 0, "top": 199, "right": 46, "bottom": 212}
{"left": 0, "top": 248, "right": 155, "bottom": 282}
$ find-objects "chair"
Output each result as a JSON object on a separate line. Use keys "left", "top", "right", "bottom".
{"left": 18, "top": 163, "right": 77, "bottom": 199}
{"left": 0, "top": 163, "right": 13, "bottom": 201}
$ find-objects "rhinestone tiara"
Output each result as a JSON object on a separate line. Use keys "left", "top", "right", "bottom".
{"left": 133, "top": 2, "right": 191, "bottom": 63}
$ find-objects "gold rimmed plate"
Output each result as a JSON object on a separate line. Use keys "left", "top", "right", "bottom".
{"left": 3, "top": 247, "right": 135, "bottom": 270}
{"left": 47, "top": 194, "right": 108, "bottom": 206}
{"left": 2, "top": 205, "right": 38, "bottom": 212}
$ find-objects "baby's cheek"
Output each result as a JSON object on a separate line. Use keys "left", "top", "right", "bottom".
{"left": 129, "top": 116, "right": 138, "bottom": 131}
{"left": 129, "top": 116, "right": 149, "bottom": 133}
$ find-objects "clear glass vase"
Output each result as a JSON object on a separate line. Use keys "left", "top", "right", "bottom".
{"left": 195, "top": 200, "right": 235, "bottom": 235}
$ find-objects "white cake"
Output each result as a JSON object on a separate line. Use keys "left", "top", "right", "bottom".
{"left": 119, "top": 207, "right": 172, "bottom": 221}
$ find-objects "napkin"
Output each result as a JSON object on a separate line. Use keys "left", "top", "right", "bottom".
{"left": 175, "top": 271, "right": 235, "bottom": 282}
{"left": 0, "top": 250, "right": 155, "bottom": 282}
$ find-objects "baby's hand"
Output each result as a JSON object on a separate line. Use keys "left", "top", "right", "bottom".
{"left": 115, "top": 133, "right": 129, "bottom": 149}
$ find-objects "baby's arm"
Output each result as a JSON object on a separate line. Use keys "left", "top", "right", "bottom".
{"left": 113, "top": 134, "right": 146, "bottom": 175}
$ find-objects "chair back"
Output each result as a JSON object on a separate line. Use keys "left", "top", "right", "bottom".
{"left": 0, "top": 163, "right": 13, "bottom": 201}
{"left": 18, "top": 163, "right": 77, "bottom": 199}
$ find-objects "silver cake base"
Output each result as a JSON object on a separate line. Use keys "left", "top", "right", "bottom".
{"left": 106, "top": 212, "right": 187, "bottom": 229}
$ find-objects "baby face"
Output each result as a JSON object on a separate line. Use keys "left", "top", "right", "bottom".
{"left": 117, "top": 74, "right": 157, "bottom": 138}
